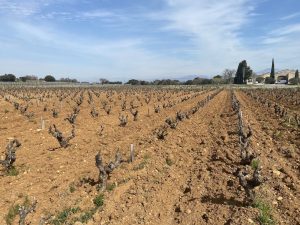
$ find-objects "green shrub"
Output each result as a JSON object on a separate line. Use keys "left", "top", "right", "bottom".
{"left": 93, "top": 194, "right": 104, "bottom": 208}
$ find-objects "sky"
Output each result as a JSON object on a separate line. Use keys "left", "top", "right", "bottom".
{"left": 0, "top": 0, "right": 299, "bottom": 82}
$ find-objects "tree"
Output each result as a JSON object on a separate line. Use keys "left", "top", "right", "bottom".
{"left": 212, "top": 75, "right": 225, "bottom": 84}
{"left": 19, "top": 75, "right": 38, "bottom": 82}
{"left": 44, "top": 75, "right": 56, "bottom": 82}
{"left": 270, "top": 58, "right": 275, "bottom": 79}
{"left": 222, "top": 69, "right": 236, "bottom": 84}
{"left": 140, "top": 80, "right": 149, "bottom": 85}
{"left": 213, "top": 75, "right": 222, "bottom": 79}
{"left": 190, "top": 77, "right": 212, "bottom": 85}
{"left": 0, "top": 74, "right": 16, "bottom": 82}
{"left": 295, "top": 70, "right": 299, "bottom": 85}
{"left": 19, "top": 76, "right": 27, "bottom": 82}
{"left": 60, "top": 78, "right": 78, "bottom": 83}
{"left": 99, "top": 78, "right": 109, "bottom": 84}
{"left": 265, "top": 77, "right": 275, "bottom": 84}
{"left": 234, "top": 60, "right": 252, "bottom": 84}
{"left": 126, "top": 79, "right": 140, "bottom": 85}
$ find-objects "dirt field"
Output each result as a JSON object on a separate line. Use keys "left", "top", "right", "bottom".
{"left": 0, "top": 86, "right": 299, "bottom": 225}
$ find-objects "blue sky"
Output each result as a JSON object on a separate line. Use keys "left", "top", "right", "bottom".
{"left": 0, "top": 0, "right": 299, "bottom": 82}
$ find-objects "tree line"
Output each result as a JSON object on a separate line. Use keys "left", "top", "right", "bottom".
{"left": 0, "top": 74, "right": 77, "bottom": 83}
{"left": 1, "top": 61, "right": 299, "bottom": 85}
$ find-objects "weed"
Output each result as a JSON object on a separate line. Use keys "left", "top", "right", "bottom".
{"left": 5, "top": 204, "right": 20, "bottom": 225}
{"left": 51, "top": 207, "right": 80, "bottom": 225}
{"left": 273, "top": 130, "right": 283, "bottom": 140}
{"left": 143, "top": 154, "right": 151, "bottom": 160}
{"left": 253, "top": 199, "right": 275, "bottom": 225}
{"left": 69, "top": 183, "right": 76, "bottom": 193}
{"left": 106, "top": 183, "right": 116, "bottom": 191}
{"left": 134, "top": 154, "right": 150, "bottom": 170}
{"left": 78, "top": 208, "right": 97, "bottom": 223}
{"left": 7, "top": 166, "right": 19, "bottom": 176}
{"left": 133, "top": 160, "right": 147, "bottom": 171}
{"left": 251, "top": 159, "right": 260, "bottom": 170}
{"left": 93, "top": 194, "right": 104, "bottom": 208}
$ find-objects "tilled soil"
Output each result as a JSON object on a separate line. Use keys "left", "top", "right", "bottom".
{"left": 0, "top": 87, "right": 299, "bottom": 225}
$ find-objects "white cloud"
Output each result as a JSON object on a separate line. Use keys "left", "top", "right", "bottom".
{"left": 270, "top": 23, "right": 300, "bottom": 36}
{"left": 0, "top": 0, "right": 299, "bottom": 80}
{"left": 80, "top": 10, "right": 115, "bottom": 19}
{"left": 262, "top": 36, "right": 286, "bottom": 44}
{"left": 152, "top": 0, "right": 257, "bottom": 71}
{"left": 281, "top": 12, "right": 300, "bottom": 20}
{"left": 4, "top": 21, "right": 202, "bottom": 80}
{"left": 0, "top": 0, "right": 51, "bottom": 16}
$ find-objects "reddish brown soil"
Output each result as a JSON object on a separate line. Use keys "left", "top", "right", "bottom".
{"left": 0, "top": 87, "right": 299, "bottom": 225}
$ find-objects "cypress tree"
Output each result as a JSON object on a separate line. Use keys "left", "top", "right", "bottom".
{"left": 295, "top": 69, "right": 299, "bottom": 85}
{"left": 270, "top": 58, "right": 275, "bottom": 79}
{"left": 234, "top": 60, "right": 252, "bottom": 84}
{"left": 234, "top": 60, "right": 245, "bottom": 84}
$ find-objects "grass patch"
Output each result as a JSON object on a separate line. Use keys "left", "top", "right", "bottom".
{"left": 51, "top": 207, "right": 80, "bottom": 225}
{"left": 251, "top": 159, "right": 260, "bottom": 170}
{"left": 143, "top": 153, "right": 151, "bottom": 160}
{"left": 70, "top": 207, "right": 98, "bottom": 224}
{"left": 69, "top": 194, "right": 104, "bottom": 224}
{"left": 77, "top": 208, "right": 97, "bottom": 223}
{"left": 133, "top": 161, "right": 147, "bottom": 170}
{"left": 253, "top": 199, "right": 275, "bottom": 225}
{"left": 93, "top": 194, "right": 104, "bottom": 208}
{"left": 273, "top": 130, "right": 283, "bottom": 140}
{"left": 5, "top": 204, "right": 20, "bottom": 225}
{"left": 69, "top": 183, "right": 76, "bottom": 193}
{"left": 106, "top": 183, "right": 116, "bottom": 191}
{"left": 7, "top": 166, "right": 19, "bottom": 176}
{"left": 133, "top": 154, "right": 150, "bottom": 171}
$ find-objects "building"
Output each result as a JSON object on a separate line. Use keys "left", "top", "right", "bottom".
{"left": 257, "top": 69, "right": 296, "bottom": 84}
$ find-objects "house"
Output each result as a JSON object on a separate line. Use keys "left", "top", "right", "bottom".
{"left": 257, "top": 69, "right": 296, "bottom": 84}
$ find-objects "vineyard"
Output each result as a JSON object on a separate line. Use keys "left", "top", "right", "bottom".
{"left": 0, "top": 85, "right": 299, "bottom": 225}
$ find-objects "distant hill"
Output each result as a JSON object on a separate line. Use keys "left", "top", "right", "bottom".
{"left": 150, "top": 74, "right": 204, "bottom": 82}
{"left": 256, "top": 68, "right": 271, "bottom": 75}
